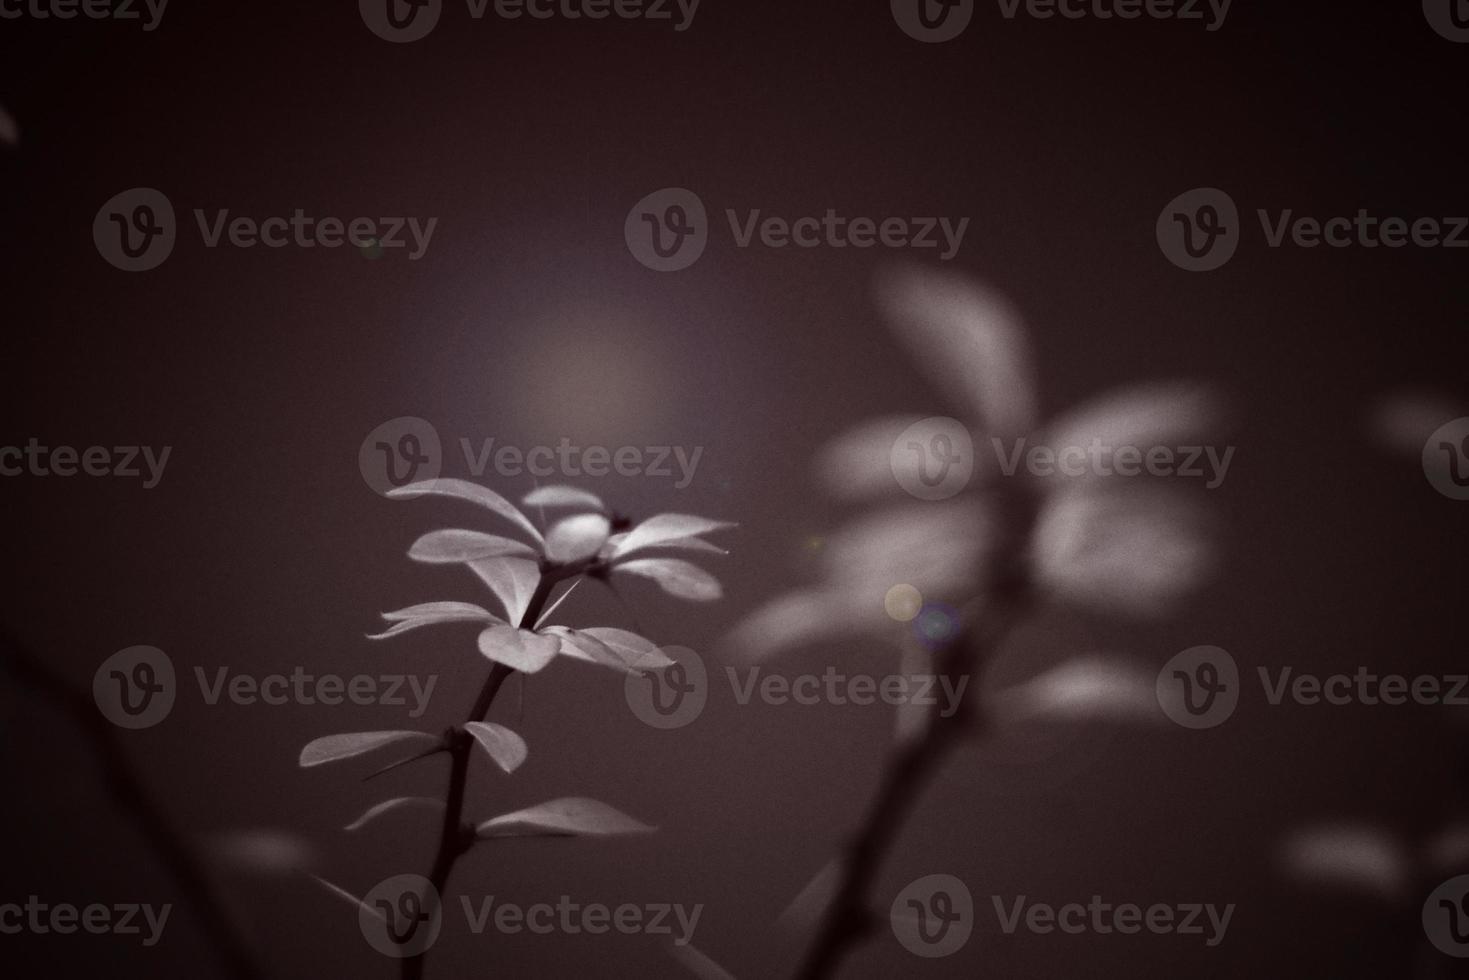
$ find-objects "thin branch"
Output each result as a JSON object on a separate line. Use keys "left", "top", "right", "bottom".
{"left": 0, "top": 625, "right": 263, "bottom": 980}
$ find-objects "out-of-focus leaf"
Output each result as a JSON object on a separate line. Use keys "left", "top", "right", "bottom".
{"left": 409, "top": 529, "right": 536, "bottom": 563}
{"left": 1279, "top": 825, "right": 1409, "bottom": 903}
{"left": 779, "top": 858, "right": 845, "bottom": 931}
{"left": 1367, "top": 390, "right": 1465, "bottom": 456}
{"left": 1031, "top": 488, "right": 1212, "bottom": 617}
{"left": 477, "top": 625, "right": 560, "bottom": 674}
{"left": 613, "top": 514, "right": 737, "bottom": 558}
{"left": 388, "top": 478, "right": 544, "bottom": 546}
{"left": 1041, "top": 383, "right": 1224, "bottom": 481}
{"left": 310, "top": 875, "right": 384, "bottom": 922}
{"left": 823, "top": 500, "right": 991, "bottom": 599}
{"left": 0, "top": 104, "right": 17, "bottom": 146}
{"left": 669, "top": 942, "right": 738, "bottom": 980}
{"left": 579, "top": 627, "right": 676, "bottom": 671}
{"left": 205, "top": 829, "right": 318, "bottom": 874}
{"left": 368, "top": 601, "right": 502, "bottom": 639}
{"left": 544, "top": 513, "right": 612, "bottom": 563}
{"left": 468, "top": 557, "right": 541, "bottom": 624}
{"left": 816, "top": 415, "right": 923, "bottom": 500}
{"left": 476, "top": 797, "right": 656, "bottom": 839}
{"left": 616, "top": 558, "right": 723, "bottom": 601}
{"left": 343, "top": 797, "right": 446, "bottom": 832}
{"left": 524, "top": 485, "right": 606, "bottom": 511}
{"left": 874, "top": 265, "right": 1036, "bottom": 439}
{"left": 719, "top": 589, "right": 870, "bottom": 664}
{"left": 991, "top": 657, "right": 1162, "bottom": 725}
{"left": 463, "top": 721, "right": 528, "bottom": 773}
{"left": 299, "top": 731, "right": 441, "bottom": 768}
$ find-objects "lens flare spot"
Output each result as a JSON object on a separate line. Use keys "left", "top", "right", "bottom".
{"left": 885, "top": 584, "right": 924, "bottom": 622}
{"left": 913, "top": 603, "right": 959, "bottom": 647}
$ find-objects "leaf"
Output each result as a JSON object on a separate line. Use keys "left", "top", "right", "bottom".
{"left": 544, "top": 513, "right": 612, "bottom": 564}
{"left": 668, "top": 942, "right": 738, "bottom": 980}
{"left": 476, "top": 797, "right": 656, "bottom": 839}
{"left": 823, "top": 500, "right": 991, "bottom": 597}
{"left": 991, "top": 658, "right": 1162, "bottom": 725}
{"left": 310, "top": 875, "right": 383, "bottom": 922}
{"left": 616, "top": 558, "right": 723, "bottom": 601}
{"left": 0, "top": 103, "right": 16, "bottom": 146}
{"left": 468, "top": 557, "right": 542, "bottom": 624}
{"left": 524, "top": 485, "right": 606, "bottom": 511}
{"left": 1367, "top": 389, "right": 1466, "bottom": 456}
{"left": 613, "top": 514, "right": 737, "bottom": 559}
{"left": 1279, "top": 825, "right": 1410, "bottom": 903}
{"left": 779, "top": 858, "right": 845, "bottom": 930}
{"left": 875, "top": 265, "right": 1036, "bottom": 438}
{"left": 463, "top": 721, "right": 528, "bottom": 773}
{"left": 1041, "top": 383, "right": 1225, "bottom": 481}
{"left": 388, "top": 478, "right": 544, "bottom": 546}
{"left": 204, "top": 829, "right": 318, "bottom": 875}
{"left": 368, "top": 601, "right": 502, "bottom": 639}
{"left": 579, "top": 627, "right": 675, "bottom": 671}
{"left": 344, "top": 797, "right": 446, "bottom": 832}
{"left": 541, "top": 626, "right": 672, "bottom": 674}
{"left": 718, "top": 589, "right": 866, "bottom": 664}
{"left": 1426, "top": 825, "right": 1469, "bottom": 873}
{"left": 477, "top": 625, "right": 561, "bottom": 674}
{"left": 409, "top": 529, "right": 536, "bottom": 563}
{"left": 1030, "top": 487, "right": 1213, "bottom": 617}
{"left": 299, "top": 731, "right": 441, "bottom": 768}
{"left": 816, "top": 414, "right": 924, "bottom": 500}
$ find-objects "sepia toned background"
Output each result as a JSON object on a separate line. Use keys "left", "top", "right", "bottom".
{"left": 2, "top": 1, "right": 1467, "bottom": 976}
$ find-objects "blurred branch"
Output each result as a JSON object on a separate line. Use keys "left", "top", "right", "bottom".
{"left": 0, "top": 624, "right": 263, "bottom": 980}
{"left": 793, "top": 495, "right": 1036, "bottom": 980}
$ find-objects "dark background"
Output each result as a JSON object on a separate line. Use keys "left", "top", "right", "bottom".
{"left": 2, "top": 0, "right": 1467, "bottom": 976}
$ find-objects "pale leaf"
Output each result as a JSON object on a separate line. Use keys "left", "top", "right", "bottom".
{"left": 1279, "top": 825, "right": 1410, "bottom": 903}
{"left": 545, "top": 513, "right": 612, "bottom": 563}
{"left": 875, "top": 265, "right": 1036, "bottom": 438}
{"left": 409, "top": 529, "right": 536, "bottom": 563}
{"left": 579, "top": 627, "right": 676, "bottom": 670}
{"left": 388, "top": 478, "right": 544, "bottom": 545}
{"left": 614, "top": 514, "right": 737, "bottom": 558}
{"left": 616, "top": 558, "right": 723, "bottom": 601}
{"left": 299, "top": 731, "right": 441, "bottom": 768}
{"left": 476, "top": 797, "right": 656, "bottom": 839}
{"left": 468, "top": 557, "right": 542, "bottom": 624}
{"left": 477, "top": 625, "right": 561, "bottom": 674}
{"left": 817, "top": 415, "right": 923, "bottom": 500}
{"left": 524, "top": 485, "right": 606, "bottom": 511}
{"left": 463, "top": 721, "right": 528, "bottom": 774}
{"left": 344, "top": 797, "right": 446, "bottom": 832}
{"left": 992, "top": 657, "right": 1162, "bottom": 725}
{"left": 669, "top": 942, "right": 738, "bottom": 980}
{"left": 368, "top": 601, "right": 502, "bottom": 639}
{"left": 1042, "top": 383, "right": 1225, "bottom": 481}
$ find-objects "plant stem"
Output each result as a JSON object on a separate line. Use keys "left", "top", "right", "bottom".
{"left": 401, "top": 566, "right": 578, "bottom": 980}
{"left": 794, "top": 494, "right": 1036, "bottom": 980}
{"left": 0, "top": 625, "right": 262, "bottom": 980}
